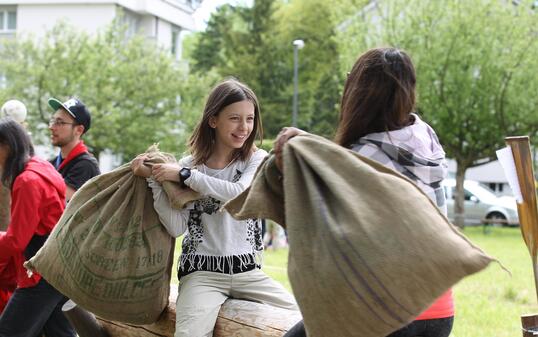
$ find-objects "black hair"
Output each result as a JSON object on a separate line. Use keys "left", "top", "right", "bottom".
{"left": 0, "top": 117, "right": 34, "bottom": 188}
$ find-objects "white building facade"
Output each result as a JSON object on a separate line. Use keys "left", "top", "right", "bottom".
{"left": 0, "top": 0, "right": 201, "bottom": 60}
{"left": 0, "top": 0, "right": 201, "bottom": 171}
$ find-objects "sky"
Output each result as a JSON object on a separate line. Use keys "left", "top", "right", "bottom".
{"left": 193, "top": 0, "right": 253, "bottom": 31}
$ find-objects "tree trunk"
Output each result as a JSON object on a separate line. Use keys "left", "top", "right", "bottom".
{"left": 454, "top": 161, "right": 467, "bottom": 229}
{"left": 96, "top": 285, "right": 302, "bottom": 337}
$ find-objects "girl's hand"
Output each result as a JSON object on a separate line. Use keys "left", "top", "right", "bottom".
{"left": 274, "top": 127, "right": 306, "bottom": 171}
{"left": 131, "top": 154, "right": 152, "bottom": 178}
{"left": 152, "top": 163, "right": 181, "bottom": 183}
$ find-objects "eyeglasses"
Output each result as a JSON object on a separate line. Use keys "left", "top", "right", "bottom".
{"left": 49, "top": 119, "right": 75, "bottom": 127}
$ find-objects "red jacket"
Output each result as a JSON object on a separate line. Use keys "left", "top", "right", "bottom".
{"left": 0, "top": 157, "right": 65, "bottom": 288}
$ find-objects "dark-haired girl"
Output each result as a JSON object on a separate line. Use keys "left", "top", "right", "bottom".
{"left": 132, "top": 79, "right": 297, "bottom": 337}
{"left": 275, "top": 48, "right": 453, "bottom": 337}
{"left": 0, "top": 118, "right": 75, "bottom": 337}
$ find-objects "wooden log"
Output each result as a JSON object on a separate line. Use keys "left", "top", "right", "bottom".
{"left": 97, "top": 285, "right": 302, "bottom": 337}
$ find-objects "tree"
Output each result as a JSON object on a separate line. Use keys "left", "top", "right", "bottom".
{"left": 189, "top": 0, "right": 343, "bottom": 138}
{"left": 340, "top": 0, "right": 538, "bottom": 227}
{"left": 0, "top": 21, "right": 194, "bottom": 161}
{"left": 272, "top": 0, "right": 343, "bottom": 137}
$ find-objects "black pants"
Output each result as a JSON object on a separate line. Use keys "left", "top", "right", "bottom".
{"left": 284, "top": 317, "right": 454, "bottom": 337}
{"left": 387, "top": 317, "right": 454, "bottom": 337}
{"left": 284, "top": 319, "right": 307, "bottom": 337}
{"left": 0, "top": 278, "right": 75, "bottom": 337}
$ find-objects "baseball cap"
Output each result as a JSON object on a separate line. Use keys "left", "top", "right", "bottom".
{"left": 1, "top": 100, "right": 27, "bottom": 124}
{"left": 48, "top": 97, "right": 91, "bottom": 134}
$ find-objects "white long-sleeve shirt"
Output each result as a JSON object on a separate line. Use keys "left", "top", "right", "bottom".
{"left": 147, "top": 149, "right": 267, "bottom": 277}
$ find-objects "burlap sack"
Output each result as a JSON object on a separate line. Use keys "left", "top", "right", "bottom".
{"left": 225, "top": 134, "right": 495, "bottom": 337}
{"left": 0, "top": 183, "right": 10, "bottom": 231}
{"left": 26, "top": 159, "right": 175, "bottom": 324}
{"left": 145, "top": 144, "right": 201, "bottom": 209}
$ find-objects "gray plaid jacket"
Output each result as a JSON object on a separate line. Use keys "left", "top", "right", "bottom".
{"left": 351, "top": 114, "right": 448, "bottom": 215}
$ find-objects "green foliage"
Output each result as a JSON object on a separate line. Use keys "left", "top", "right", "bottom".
{"left": 258, "top": 138, "right": 275, "bottom": 153}
{"left": 453, "top": 227, "right": 538, "bottom": 336}
{"left": 174, "top": 69, "right": 222, "bottom": 156}
{"left": 0, "top": 21, "right": 195, "bottom": 161}
{"left": 339, "top": 0, "right": 538, "bottom": 226}
{"left": 188, "top": 0, "right": 343, "bottom": 138}
{"left": 340, "top": 0, "right": 538, "bottom": 166}
{"left": 272, "top": 0, "right": 342, "bottom": 137}
{"left": 190, "top": 4, "right": 239, "bottom": 73}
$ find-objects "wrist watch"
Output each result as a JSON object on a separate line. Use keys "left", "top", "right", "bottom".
{"left": 179, "top": 167, "right": 191, "bottom": 187}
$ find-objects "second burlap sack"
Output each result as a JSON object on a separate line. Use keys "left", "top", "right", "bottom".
{"left": 225, "top": 133, "right": 495, "bottom": 337}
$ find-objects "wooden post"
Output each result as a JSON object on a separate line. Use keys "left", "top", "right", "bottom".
{"left": 504, "top": 137, "right": 538, "bottom": 336}
{"left": 522, "top": 314, "right": 538, "bottom": 337}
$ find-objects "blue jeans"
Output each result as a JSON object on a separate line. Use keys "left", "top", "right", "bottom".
{"left": 0, "top": 278, "right": 75, "bottom": 337}
{"left": 284, "top": 317, "right": 454, "bottom": 337}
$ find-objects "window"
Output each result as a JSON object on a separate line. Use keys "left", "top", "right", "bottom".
{"left": 171, "top": 27, "right": 183, "bottom": 60}
{"left": 171, "top": 30, "right": 179, "bottom": 56}
{"left": 171, "top": 30, "right": 178, "bottom": 56}
{"left": 7, "top": 11, "right": 15, "bottom": 30}
{"left": 119, "top": 10, "right": 140, "bottom": 39}
{"left": 166, "top": 0, "right": 201, "bottom": 10}
{"left": 0, "top": 10, "right": 16, "bottom": 32}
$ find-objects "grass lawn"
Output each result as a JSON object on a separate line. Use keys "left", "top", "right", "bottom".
{"left": 171, "top": 226, "right": 537, "bottom": 336}
{"left": 450, "top": 226, "right": 538, "bottom": 337}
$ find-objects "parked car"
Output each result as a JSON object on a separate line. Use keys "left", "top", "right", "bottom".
{"left": 442, "top": 179, "right": 519, "bottom": 226}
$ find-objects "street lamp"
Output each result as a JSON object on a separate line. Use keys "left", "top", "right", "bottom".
{"left": 292, "top": 39, "right": 304, "bottom": 127}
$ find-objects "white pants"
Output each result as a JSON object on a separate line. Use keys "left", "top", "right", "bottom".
{"left": 174, "top": 269, "right": 298, "bottom": 337}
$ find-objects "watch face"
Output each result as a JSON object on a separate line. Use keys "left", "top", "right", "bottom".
{"left": 180, "top": 168, "right": 191, "bottom": 180}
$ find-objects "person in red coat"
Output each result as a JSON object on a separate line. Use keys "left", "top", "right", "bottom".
{"left": 0, "top": 99, "right": 28, "bottom": 314}
{"left": 0, "top": 118, "right": 75, "bottom": 337}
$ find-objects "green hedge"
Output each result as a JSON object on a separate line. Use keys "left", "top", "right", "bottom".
{"left": 258, "top": 139, "right": 275, "bottom": 153}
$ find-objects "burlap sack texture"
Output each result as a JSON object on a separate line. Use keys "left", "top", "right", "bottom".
{"left": 25, "top": 146, "right": 185, "bottom": 325}
{"left": 225, "top": 134, "right": 495, "bottom": 337}
{"left": 0, "top": 183, "right": 10, "bottom": 231}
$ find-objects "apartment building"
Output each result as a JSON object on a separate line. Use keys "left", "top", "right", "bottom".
{"left": 0, "top": 0, "right": 202, "bottom": 59}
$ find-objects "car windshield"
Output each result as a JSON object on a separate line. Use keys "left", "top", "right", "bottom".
{"left": 467, "top": 183, "right": 498, "bottom": 201}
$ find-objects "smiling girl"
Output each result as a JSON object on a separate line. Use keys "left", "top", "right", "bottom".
{"left": 132, "top": 79, "right": 297, "bottom": 337}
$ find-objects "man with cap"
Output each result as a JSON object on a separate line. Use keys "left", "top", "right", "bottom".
{"left": 48, "top": 97, "right": 100, "bottom": 202}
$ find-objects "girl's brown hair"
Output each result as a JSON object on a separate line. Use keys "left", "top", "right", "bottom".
{"left": 334, "top": 47, "right": 417, "bottom": 148}
{"left": 188, "top": 79, "right": 263, "bottom": 165}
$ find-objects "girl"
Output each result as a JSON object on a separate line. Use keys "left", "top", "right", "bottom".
{"left": 275, "top": 48, "right": 454, "bottom": 337}
{"left": 0, "top": 118, "right": 75, "bottom": 337}
{"left": 132, "top": 79, "right": 297, "bottom": 337}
